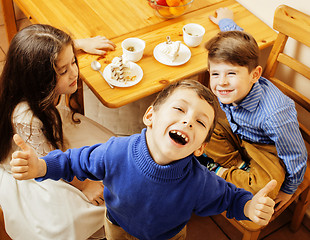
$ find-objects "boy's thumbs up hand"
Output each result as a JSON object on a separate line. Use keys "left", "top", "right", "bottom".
{"left": 10, "top": 134, "right": 46, "bottom": 180}
{"left": 244, "top": 180, "right": 277, "bottom": 226}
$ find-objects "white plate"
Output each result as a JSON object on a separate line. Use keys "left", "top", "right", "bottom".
{"left": 103, "top": 62, "right": 143, "bottom": 87}
{"left": 153, "top": 42, "right": 191, "bottom": 66}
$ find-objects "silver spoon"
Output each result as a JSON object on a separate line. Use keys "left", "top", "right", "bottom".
{"left": 91, "top": 60, "right": 114, "bottom": 89}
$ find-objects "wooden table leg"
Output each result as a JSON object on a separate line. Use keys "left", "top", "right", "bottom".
{"left": 76, "top": 78, "right": 85, "bottom": 115}
{"left": 197, "top": 71, "right": 210, "bottom": 88}
{"left": 1, "top": 0, "right": 17, "bottom": 43}
{"left": 66, "top": 78, "right": 85, "bottom": 115}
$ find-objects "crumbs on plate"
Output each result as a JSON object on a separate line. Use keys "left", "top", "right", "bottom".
{"left": 110, "top": 56, "right": 137, "bottom": 83}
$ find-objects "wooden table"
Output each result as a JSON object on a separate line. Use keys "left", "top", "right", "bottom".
{"left": 1, "top": 0, "right": 277, "bottom": 109}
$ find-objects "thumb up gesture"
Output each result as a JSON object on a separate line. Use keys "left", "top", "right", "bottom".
{"left": 10, "top": 134, "right": 47, "bottom": 180}
{"left": 244, "top": 180, "right": 277, "bottom": 226}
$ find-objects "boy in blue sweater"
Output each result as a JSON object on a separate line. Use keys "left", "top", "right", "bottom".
{"left": 11, "top": 80, "right": 277, "bottom": 240}
{"left": 199, "top": 7, "right": 307, "bottom": 211}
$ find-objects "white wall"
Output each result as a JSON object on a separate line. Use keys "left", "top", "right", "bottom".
{"left": 236, "top": 0, "right": 310, "bottom": 26}
{"left": 236, "top": 0, "right": 310, "bottom": 99}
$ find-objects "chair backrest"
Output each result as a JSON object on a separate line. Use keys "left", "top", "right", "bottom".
{"left": 263, "top": 4, "right": 310, "bottom": 147}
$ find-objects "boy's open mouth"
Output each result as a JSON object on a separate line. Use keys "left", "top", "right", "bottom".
{"left": 169, "top": 130, "right": 189, "bottom": 145}
{"left": 218, "top": 89, "right": 233, "bottom": 95}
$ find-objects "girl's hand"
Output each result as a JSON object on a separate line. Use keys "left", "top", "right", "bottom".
{"left": 209, "top": 7, "right": 234, "bottom": 25}
{"left": 81, "top": 180, "right": 105, "bottom": 206}
{"left": 244, "top": 180, "right": 277, "bottom": 226}
{"left": 69, "top": 177, "right": 105, "bottom": 206}
{"left": 10, "top": 134, "right": 47, "bottom": 180}
{"left": 74, "top": 36, "right": 116, "bottom": 56}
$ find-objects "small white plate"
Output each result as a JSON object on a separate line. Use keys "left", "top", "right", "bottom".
{"left": 153, "top": 42, "right": 191, "bottom": 66}
{"left": 103, "top": 62, "right": 143, "bottom": 87}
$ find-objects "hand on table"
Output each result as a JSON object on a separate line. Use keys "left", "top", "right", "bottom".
{"left": 244, "top": 180, "right": 277, "bottom": 226}
{"left": 74, "top": 36, "right": 116, "bottom": 56}
{"left": 209, "top": 7, "right": 234, "bottom": 25}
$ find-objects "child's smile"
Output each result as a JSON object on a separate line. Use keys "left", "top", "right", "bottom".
{"left": 169, "top": 130, "right": 189, "bottom": 146}
{"left": 209, "top": 61, "right": 260, "bottom": 105}
{"left": 217, "top": 89, "right": 233, "bottom": 95}
{"left": 216, "top": 89, "right": 234, "bottom": 98}
{"left": 144, "top": 88, "right": 214, "bottom": 165}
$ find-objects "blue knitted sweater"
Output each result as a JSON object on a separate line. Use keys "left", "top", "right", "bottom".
{"left": 39, "top": 129, "right": 253, "bottom": 240}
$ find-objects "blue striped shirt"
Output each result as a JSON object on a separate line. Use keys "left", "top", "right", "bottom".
{"left": 218, "top": 18, "right": 244, "bottom": 31}
{"left": 220, "top": 77, "right": 307, "bottom": 194}
{"left": 217, "top": 18, "right": 307, "bottom": 193}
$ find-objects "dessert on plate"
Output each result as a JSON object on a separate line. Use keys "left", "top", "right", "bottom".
{"left": 109, "top": 56, "right": 137, "bottom": 83}
{"left": 159, "top": 36, "right": 181, "bottom": 62}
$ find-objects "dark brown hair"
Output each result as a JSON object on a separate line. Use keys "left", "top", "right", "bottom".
{"left": 152, "top": 79, "right": 219, "bottom": 143}
{"left": 205, "top": 31, "right": 259, "bottom": 72}
{"left": 0, "top": 24, "right": 80, "bottom": 162}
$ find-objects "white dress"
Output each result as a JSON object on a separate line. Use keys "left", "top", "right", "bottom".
{"left": 0, "top": 97, "right": 115, "bottom": 240}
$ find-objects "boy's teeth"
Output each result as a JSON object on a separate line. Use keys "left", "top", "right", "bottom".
{"left": 169, "top": 130, "right": 189, "bottom": 145}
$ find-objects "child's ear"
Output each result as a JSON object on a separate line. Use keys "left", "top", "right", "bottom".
{"left": 251, "top": 65, "right": 262, "bottom": 84}
{"left": 193, "top": 142, "right": 207, "bottom": 157}
{"left": 143, "top": 106, "right": 154, "bottom": 127}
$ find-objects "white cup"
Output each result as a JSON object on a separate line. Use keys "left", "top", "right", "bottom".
{"left": 182, "top": 23, "right": 205, "bottom": 47}
{"left": 121, "top": 38, "right": 145, "bottom": 62}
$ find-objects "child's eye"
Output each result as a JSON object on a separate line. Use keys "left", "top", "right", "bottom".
{"left": 228, "top": 72, "right": 236, "bottom": 75}
{"left": 197, "top": 120, "right": 206, "bottom": 128}
{"left": 173, "top": 107, "right": 184, "bottom": 112}
{"left": 211, "top": 73, "right": 219, "bottom": 76}
{"left": 59, "top": 70, "right": 67, "bottom": 75}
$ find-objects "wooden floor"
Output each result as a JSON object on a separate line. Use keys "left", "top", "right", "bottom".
{"left": 186, "top": 204, "right": 310, "bottom": 239}
{"left": 1, "top": 3, "right": 310, "bottom": 240}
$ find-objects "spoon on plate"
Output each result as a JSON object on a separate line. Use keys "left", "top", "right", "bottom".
{"left": 91, "top": 60, "right": 114, "bottom": 89}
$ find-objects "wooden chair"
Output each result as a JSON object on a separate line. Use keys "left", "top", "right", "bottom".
{"left": 219, "top": 5, "right": 310, "bottom": 240}
{"left": 0, "top": 208, "right": 12, "bottom": 240}
{"left": 0, "top": 0, "right": 18, "bottom": 43}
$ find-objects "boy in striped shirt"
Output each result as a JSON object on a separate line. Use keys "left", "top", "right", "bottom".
{"left": 199, "top": 8, "right": 307, "bottom": 211}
